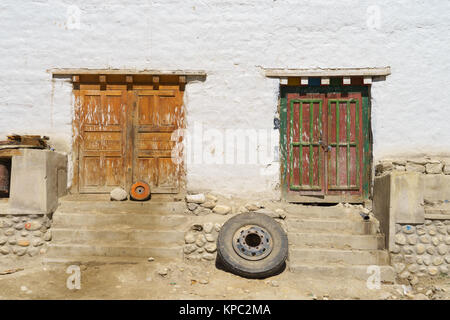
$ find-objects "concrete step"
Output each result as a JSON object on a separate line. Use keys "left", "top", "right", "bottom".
{"left": 288, "top": 233, "right": 385, "bottom": 250}
{"left": 47, "top": 242, "right": 183, "bottom": 259}
{"left": 57, "top": 200, "right": 186, "bottom": 215}
{"left": 288, "top": 248, "right": 390, "bottom": 265}
{"left": 286, "top": 218, "right": 377, "bottom": 235}
{"left": 52, "top": 213, "right": 190, "bottom": 230}
{"left": 284, "top": 204, "right": 362, "bottom": 219}
{"left": 42, "top": 256, "right": 148, "bottom": 266}
{"left": 52, "top": 228, "right": 185, "bottom": 245}
{"left": 288, "top": 264, "right": 395, "bottom": 283}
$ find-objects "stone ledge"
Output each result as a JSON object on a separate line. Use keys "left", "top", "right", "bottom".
{"left": 424, "top": 213, "right": 450, "bottom": 220}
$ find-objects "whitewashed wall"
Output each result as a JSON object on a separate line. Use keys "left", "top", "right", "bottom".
{"left": 0, "top": 0, "right": 449, "bottom": 198}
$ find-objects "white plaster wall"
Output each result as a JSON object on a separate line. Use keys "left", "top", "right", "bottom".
{"left": 0, "top": 0, "right": 449, "bottom": 197}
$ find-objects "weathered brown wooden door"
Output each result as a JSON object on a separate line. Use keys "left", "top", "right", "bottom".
{"left": 76, "top": 89, "right": 128, "bottom": 193}
{"left": 133, "top": 88, "right": 182, "bottom": 193}
{"left": 74, "top": 80, "right": 184, "bottom": 195}
{"left": 285, "top": 90, "right": 364, "bottom": 202}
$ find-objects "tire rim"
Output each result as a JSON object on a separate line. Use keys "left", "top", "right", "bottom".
{"left": 232, "top": 225, "right": 273, "bottom": 261}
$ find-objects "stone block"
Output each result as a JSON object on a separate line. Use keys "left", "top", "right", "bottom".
{"left": 8, "top": 149, "right": 67, "bottom": 215}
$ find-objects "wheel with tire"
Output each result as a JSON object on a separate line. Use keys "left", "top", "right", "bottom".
{"left": 130, "top": 181, "right": 151, "bottom": 201}
{"left": 217, "top": 212, "right": 288, "bottom": 278}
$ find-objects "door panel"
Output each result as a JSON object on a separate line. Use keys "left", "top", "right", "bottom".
{"left": 285, "top": 88, "right": 365, "bottom": 202}
{"left": 288, "top": 99, "right": 324, "bottom": 194}
{"left": 77, "top": 89, "right": 127, "bottom": 193}
{"left": 133, "top": 88, "right": 182, "bottom": 193}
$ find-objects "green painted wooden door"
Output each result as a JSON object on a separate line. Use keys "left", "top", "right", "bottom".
{"left": 281, "top": 86, "right": 371, "bottom": 203}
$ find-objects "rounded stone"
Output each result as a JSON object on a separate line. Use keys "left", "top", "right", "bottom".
{"left": 392, "top": 254, "right": 403, "bottom": 263}
{"left": 437, "top": 244, "right": 447, "bottom": 255}
{"left": 201, "top": 201, "right": 216, "bottom": 209}
{"left": 416, "top": 226, "right": 426, "bottom": 235}
{"left": 186, "top": 194, "right": 206, "bottom": 204}
{"left": 390, "top": 245, "right": 401, "bottom": 254}
{"left": 43, "top": 230, "right": 52, "bottom": 241}
{"left": 187, "top": 203, "right": 198, "bottom": 211}
{"left": 439, "top": 265, "right": 448, "bottom": 274}
{"left": 204, "top": 243, "right": 217, "bottom": 253}
{"left": 0, "top": 219, "right": 12, "bottom": 228}
{"left": 395, "top": 234, "right": 406, "bottom": 245}
{"left": 428, "top": 267, "right": 439, "bottom": 276}
{"left": 203, "top": 222, "right": 214, "bottom": 234}
{"left": 12, "top": 217, "right": 20, "bottom": 223}
{"left": 195, "top": 234, "right": 207, "bottom": 247}
{"left": 202, "top": 253, "right": 215, "bottom": 261}
{"left": 17, "top": 239, "right": 30, "bottom": 247}
{"left": 0, "top": 237, "right": 7, "bottom": 245}
{"left": 0, "top": 246, "right": 10, "bottom": 255}
{"left": 426, "top": 247, "right": 435, "bottom": 255}
{"left": 399, "top": 271, "right": 410, "bottom": 279}
{"left": 407, "top": 264, "right": 419, "bottom": 273}
{"left": 404, "top": 255, "right": 415, "bottom": 264}
{"left": 423, "top": 256, "right": 431, "bottom": 266}
{"left": 416, "top": 244, "right": 426, "bottom": 255}
{"left": 431, "top": 237, "right": 440, "bottom": 246}
{"left": 419, "top": 235, "right": 430, "bottom": 244}
{"left": 432, "top": 257, "right": 444, "bottom": 266}
{"left": 444, "top": 236, "right": 450, "bottom": 245}
{"left": 8, "top": 238, "right": 16, "bottom": 245}
{"left": 402, "top": 225, "right": 415, "bottom": 234}
{"left": 214, "top": 223, "right": 221, "bottom": 232}
{"left": 184, "top": 232, "right": 196, "bottom": 244}
{"left": 213, "top": 205, "right": 231, "bottom": 215}
{"left": 403, "top": 246, "right": 414, "bottom": 254}
{"left": 437, "top": 226, "right": 447, "bottom": 235}
{"left": 428, "top": 227, "right": 437, "bottom": 236}
{"left": 393, "top": 263, "right": 405, "bottom": 273}
{"left": 407, "top": 235, "right": 417, "bottom": 245}
{"left": 445, "top": 256, "right": 450, "bottom": 264}
{"left": 110, "top": 187, "right": 128, "bottom": 201}
{"left": 205, "top": 234, "right": 215, "bottom": 242}
{"left": 31, "top": 239, "right": 43, "bottom": 247}
{"left": 416, "top": 257, "right": 423, "bottom": 265}
{"left": 197, "top": 248, "right": 204, "bottom": 253}
{"left": 25, "top": 221, "right": 42, "bottom": 231}
{"left": 425, "top": 220, "right": 432, "bottom": 226}
{"left": 4, "top": 228, "right": 15, "bottom": 236}
{"left": 183, "top": 244, "right": 197, "bottom": 254}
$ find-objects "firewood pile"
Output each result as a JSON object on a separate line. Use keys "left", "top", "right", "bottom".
{"left": 0, "top": 135, "right": 49, "bottom": 149}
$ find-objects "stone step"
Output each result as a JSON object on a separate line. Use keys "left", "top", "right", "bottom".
{"left": 57, "top": 200, "right": 186, "bottom": 215}
{"left": 42, "top": 256, "right": 159, "bottom": 266}
{"left": 52, "top": 213, "right": 190, "bottom": 230}
{"left": 288, "top": 233, "right": 385, "bottom": 250}
{"left": 288, "top": 248, "right": 390, "bottom": 265}
{"left": 52, "top": 228, "right": 185, "bottom": 245}
{"left": 283, "top": 204, "right": 362, "bottom": 219}
{"left": 288, "top": 264, "right": 395, "bottom": 283}
{"left": 286, "top": 218, "right": 377, "bottom": 235}
{"left": 47, "top": 242, "right": 183, "bottom": 259}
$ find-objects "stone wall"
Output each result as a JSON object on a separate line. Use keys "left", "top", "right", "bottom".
{"left": 182, "top": 193, "right": 287, "bottom": 262}
{"left": 392, "top": 220, "right": 450, "bottom": 283}
{"left": 0, "top": 214, "right": 52, "bottom": 258}
{"left": 375, "top": 158, "right": 450, "bottom": 177}
{"left": 183, "top": 222, "right": 221, "bottom": 262}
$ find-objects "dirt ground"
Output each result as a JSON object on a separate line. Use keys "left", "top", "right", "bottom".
{"left": 1, "top": 257, "right": 449, "bottom": 300}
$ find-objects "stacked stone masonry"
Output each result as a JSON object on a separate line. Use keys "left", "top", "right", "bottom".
{"left": 0, "top": 214, "right": 52, "bottom": 257}
{"left": 376, "top": 158, "right": 450, "bottom": 176}
{"left": 392, "top": 220, "right": 450, "bottom": 280}
{"left": 183, "top": 222, "right": 221, "bottom": 262}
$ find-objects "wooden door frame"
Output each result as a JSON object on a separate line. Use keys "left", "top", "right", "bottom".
{"left": 279, "top": 85, "right": 372, "bottom": 203}
{"left": 70, "top": 81, "right": 186, "bottom": 195}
